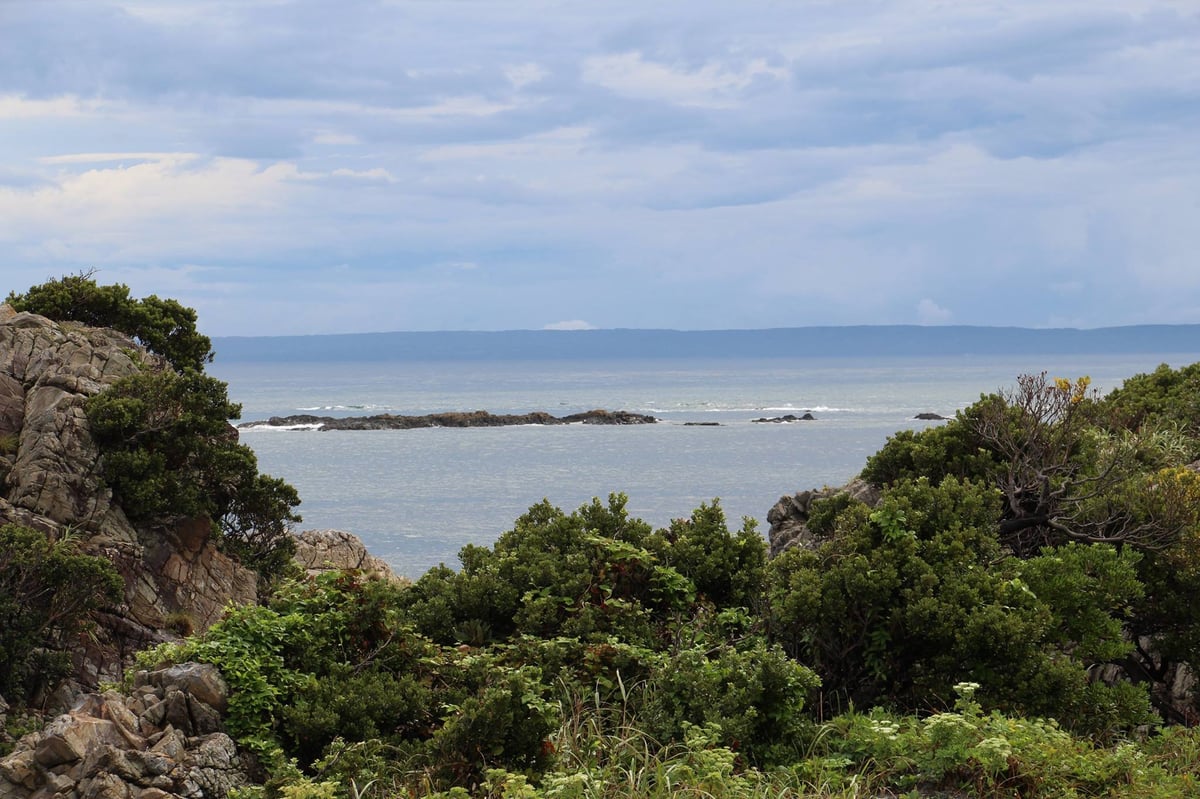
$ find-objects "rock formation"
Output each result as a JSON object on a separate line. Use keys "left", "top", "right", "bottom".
{"left": 751, "top": 413, "right": 815, "bottom": 423}
{"left": 241, "top": 408, "right": 658, "bottom": 431}
{"left": 293, "top": 529, "right": 403, "bottom": 583}
{"left": 0, "top": 305, "right": 257, "bottom": 694}
{"left": 766, "top": 477, "right": 882, "bottom": 556}
{"left": 0, "top": 663, "right": 248, "bottom": 799}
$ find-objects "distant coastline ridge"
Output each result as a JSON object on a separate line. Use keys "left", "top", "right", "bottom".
{"left": 212, "top": 324, "right": 1200, "bottom": 363}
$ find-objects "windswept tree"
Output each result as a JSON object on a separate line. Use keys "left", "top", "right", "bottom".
{"left": 7, "top": 270, "right": 213, "bottom": 372}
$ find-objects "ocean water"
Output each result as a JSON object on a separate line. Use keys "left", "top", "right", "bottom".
{"left": 209, "top": 353, "right": 1200, "bottom": 579}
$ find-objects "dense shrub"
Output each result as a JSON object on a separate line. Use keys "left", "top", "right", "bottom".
{"left": 765, "top": 476, "right": 1152, "bottom": 732}
{"left": 7, "top": 272, "right": 213, "bottom": 372}
{"left": 860, "top": 405, "right": 1000, "bottom": 487}
{"left": 141, "top": 571, "right": 557, "bottom": 788}
{"left": 0, "top": 524, "right": 123, "bottom": 703}
{"left": 401, "top": 495, "right": 692, "bottom": 647}
{"left": 1099, "top": 361, "right": 1200, "bottom": 442}
{"left": 86, "top": 366, "right": 300, "bottom": 578}
{"left": 644, "top": 502, "right": 767, "bottom": 611}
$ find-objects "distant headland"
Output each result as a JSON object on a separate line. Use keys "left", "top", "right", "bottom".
{"left": 211, "top": 324, "right": 1200, "bottom": 363}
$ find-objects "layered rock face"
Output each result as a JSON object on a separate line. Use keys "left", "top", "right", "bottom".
{"left": 0, "top": 305, "right": 256, "bottom": 691}
{"left": 0, "top": 663, "right": 248, "bottom": 799}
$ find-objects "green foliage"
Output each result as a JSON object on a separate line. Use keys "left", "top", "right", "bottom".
{"left": 1100, "top": 362, "right": 1200, "bottom": 443}
{"left": 641, "top": 640, "right": 818, "bottom": 764}
{"left": 765, "top": 477, "right": 1152, "bottom": 731}
{"left": 7, "top": 271, "right": 213, "bottom": 372}
{"left": 644, "top": 502, "right": 767, "bottom": 610}
{"left": 0, "top": 525, "right": 123, "bottom": 704}
{"left": 144, "top": 571, "right": 557, "bottom": 790}
{"left": 402, "top": 495, "right": 687, "bottom": 647}
{"left": 806, "top": 682, "right": 1180, "bottom": 798}
{"left": 86, "top": 368, "right": 300, "bottom": 577}
{"left": 860, "top": 401, "right": 1001, "bottom": 487}
{"left": 117, "top": 360, "right": 1200, "bottom": 797}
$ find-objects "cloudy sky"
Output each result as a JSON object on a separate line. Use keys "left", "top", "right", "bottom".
{"left": 1, "top": 1, "right": 1198, "bottom": 335}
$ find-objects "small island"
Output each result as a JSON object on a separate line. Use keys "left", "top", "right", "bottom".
{"left": 751, "top": 412, "right": 816, "bottom": 423}
{"left": 240, "top": 408, "right": 658, "bottom": 431}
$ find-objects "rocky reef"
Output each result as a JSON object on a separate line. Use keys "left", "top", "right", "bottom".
{"left": 241, "top": 408, "right": 657, "bottom": 431}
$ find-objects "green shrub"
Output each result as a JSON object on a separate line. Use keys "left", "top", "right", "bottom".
{"left": 401, "top": 495, "right": 689, "bottom": 648}
{"left": 765, "top": 477, "right": 1152, "bottom": 731}
{"left": 644, "top": 502, "right": 767, "bottom": 611}
{"left": 7, "top": 271, "right": 213, "bottom": 372}
{"left": 642, "top": 640, "right": 818, "bottom": 764}
{"left": 1100, "top": 362, "right": 1200, "bottom": 441}
{"left": 0, "top": 525, "right": 123, "bottom": 704}
{"left": 860, "top": 401, "right": 1000, "bottom": 487}
{"left": 86, "top": 368, "right": 300, "bottom": 578}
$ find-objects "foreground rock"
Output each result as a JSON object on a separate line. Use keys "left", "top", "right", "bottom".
{"left": 767, "top": 477, "right": 882, "bottom": 556}
{"left": 0, "top": 663, "right": 248, "bottom": 799}
{"left": 241, "top": 408, "right": 658, "bottom": 430}
{"left": 0, "top": 305, "right": 257, "bottom": 695}
{"left": 293, "top": 529, "right": 404, "bottom": 583}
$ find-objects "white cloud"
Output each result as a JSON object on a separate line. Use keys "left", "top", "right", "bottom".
{"left": 327, "top": 167, "right": 395, "bottom": 182}
{"left": 39, "top": 152, "right": 198, "bottom": 165}
{"left": 543, "top": 320, "right": 595, "bottom": 331}
{"left": 311, "top": 132, "right": 360, "bottom": 145}
{"left": 0, "top": 94, "right": 98, "bottom": 119}
{"left": 582, "top": 52, "right": 787, "bottom": 107}
{"left": 2, "top": 0, "right": 1199, "bottom": 333}
{"left": 505, "top": 63, "right": 547, "bottom": 89}
{"left": 916, "top": 299, "right": 953, "bottom": 324}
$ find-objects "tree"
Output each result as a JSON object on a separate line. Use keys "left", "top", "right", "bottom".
{"left": 865, "top": 373, "right": 1197, "bottom": 558}
{"left": 86, "top": 360, "right": 300, "bottom": 578}
{"left": 972, "top": 373, "right": 1193, "bottom": 556}
{"left": 7, "top": 271, "right": 213, "bottom": 372}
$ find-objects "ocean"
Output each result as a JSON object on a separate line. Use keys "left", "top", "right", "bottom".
{"left": 209, "top": 352, "right": 1200, "bottom": 579}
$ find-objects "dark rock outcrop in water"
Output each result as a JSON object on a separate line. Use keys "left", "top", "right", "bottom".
{"left": 241, "top": 408, "right": 658, "bottom": 431}
{"left": 751, "top": 413, "right": 815, "bottom": 423}
{"left": 914, "top": 412, "right": 948, "bottom": 420}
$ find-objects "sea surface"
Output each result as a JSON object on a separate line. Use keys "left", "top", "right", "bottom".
{"left": 209, "top": 352, "right": 1200, "bottom": 579}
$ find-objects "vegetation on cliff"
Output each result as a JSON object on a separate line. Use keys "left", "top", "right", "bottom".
{"left": 0, "top": 524, "right": 122, "bottom": 706}
{"left": 6, "top": 274, "right": 301, "bottom": 579}
{"left": 6, "top": 270, "right": 214, "bottom": 373}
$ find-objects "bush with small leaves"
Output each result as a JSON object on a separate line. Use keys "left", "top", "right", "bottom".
{"left": 86, "top": 368, "right": 300, "bottom": 578}
{"left": 0, "top": 524, "right": 123, "bottom": 704}
{"left": 7, "top": 272, "right": 213, "bottom": 372}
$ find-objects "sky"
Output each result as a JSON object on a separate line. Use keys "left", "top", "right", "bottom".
{"left": 1, "top": 1, "right": 1198, "bottom": 336}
